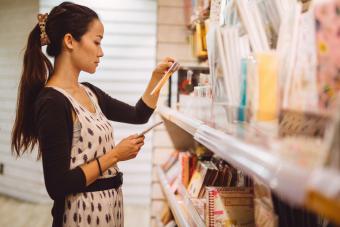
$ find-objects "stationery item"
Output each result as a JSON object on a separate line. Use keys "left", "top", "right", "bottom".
{"left": 191, "top": 198, "right": 206, "bottom": 220}
{"left": 138, "top": 121, "right": 163, "bottom": 136}
{"left": 206, "top": 187, "right": 229, "bottom": 226}
{"left": 162, "top": 150, "right": 179, "bottom": 172}
{"left": 194, "top": 143, "right": 214, "bottom": 159}
{"left": 210, "top": 0, "right": 222, "bottom": 25}
{"left": 239, "top": 35, "right": 251, "bottom": 59}
{"left": 206, "top": 187, "right": 254, "bottom": 227}
{"left": 222, "top": 0, "right": 241, "bottom": 27}
{"left": 189, "top": 152, "right": 198, "bottom": 179}
{"left": 165, "top": 159, "right": 180, "bottom": 187}
{"left": 315, "top": 0, "right": 340, "bottom": 111}
{"left": 189, "top": 32, "right": 196, "bottom": 57}
{"left": 284, "top": 9, "right": 318, "bottom": 112}
{"left": 195, "top": 22, "right": 208, "bottom": 58}
{"left": 323, "top": 100, "right": 340, "bottom": 169}
{"left": 216, "top": 26, "right": 233, "bottom": 104}
{"left": 207, "top": 24, "right": 228, "bottom": 103}
{"left": 246, "top": 56, "right": 258, "bottom": 122}
{"left": 278, "top": 135, "right": 327, "bottom": 168}
{"left": 278, "top": 109, "right": 331, "bottom": 169}
{"left": 278, "top": 2, "right": 301, "bottom": 105}
{"left": 254, "top": 181, "right": 278, "bottom": 227}
{"left": 187, "top": 168, "right": 204, "bottom": 198}
{"left": 178, "top": 152, "right": 190, "bottom": 187}
{"left": 256, "top": 52, "right": 279, "bottom": 121}
{"left": 278, "top": 109, "right": 330, "bottom": 139}
{"left": 217, "top": 162, "right": 236, "bottom": 187}
{"left": 187, "top": 161, "right": 219, "bottom": 198}
{"left": 204, "top": 18, "right": 210, "bottom": 34}
{"left": 256, "top": 0, "right": 280, "bottom": 48}
{"left": 219, "top": 0, "right": 228, "bottom": 26}
{"left": 236, "top": 0, "right": 270, "bottom": 52}
{"left": 170, "top": 176, "right": 180, "bottom": 194}
{"left": 238, "top": 58, "right": 248, "bottom": 122}
{"left": 160, "top": 203, "right": 174, "bottom": 225}
{"left": 210, "top": 157, "right": 245, "bottom": 187}
{"left": 150, "top": 62, "right": 180, "bottom": 95}
{"left": 250, "top": 0, "right": 271, "bottom": 51}
{"left": 221, "top": 27, "right": 241, "bottom": 105}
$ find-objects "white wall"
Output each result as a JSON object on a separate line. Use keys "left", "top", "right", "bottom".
{"left": 0, "top": 0, "right": 51, "bottom": 203}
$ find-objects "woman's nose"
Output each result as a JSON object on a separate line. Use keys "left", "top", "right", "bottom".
{"left": 98, "top": 47, "right": 104, "bottom": 57}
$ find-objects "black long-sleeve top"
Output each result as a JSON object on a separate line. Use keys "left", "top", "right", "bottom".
{"left": 34, "top": 82, "right": 154, "bottom": 227}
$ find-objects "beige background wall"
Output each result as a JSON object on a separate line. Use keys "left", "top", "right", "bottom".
{"left": 0, "top": 0, "right": 50, "bottom": 203}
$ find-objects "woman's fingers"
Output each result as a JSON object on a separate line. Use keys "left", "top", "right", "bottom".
{"left": 164, "top": 56, "right": 175, "bottom": 63}
{"left": 138, "top": 142, "right": 144, "bottom": 148}
{"left": 155, "top": 63, "right": 172, "bottom": 73}
{"left": 133, "top": 136, "right": 145, "bottom": 145}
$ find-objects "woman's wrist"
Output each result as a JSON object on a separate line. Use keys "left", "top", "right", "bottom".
{"left": 109, "top": 147, "right": 119, "bottom": 164}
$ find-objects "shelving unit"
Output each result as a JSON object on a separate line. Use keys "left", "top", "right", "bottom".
{"left": 154, "top": 0, "right": 340, "bottom": 225}
{"left": 157, "top": 105, "right": 340, "bottom": 225}
{"left": 157, "top": 106, "right": 203, "bottom": 136}
{"left": 156, "top": 166, "right": 205, "bottom": 227}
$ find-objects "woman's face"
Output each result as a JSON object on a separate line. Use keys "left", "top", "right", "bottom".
{"left": 71, "top": 19, "right": 104, "bottom": 74}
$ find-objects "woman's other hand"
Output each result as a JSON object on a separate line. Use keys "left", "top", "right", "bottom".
{"left": 112, "top": 134, "right": 145, "bottom": 161}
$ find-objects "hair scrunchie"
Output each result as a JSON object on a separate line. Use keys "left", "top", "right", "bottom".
{"left": 37, "top": 13, "right": 51, "bottom": 46}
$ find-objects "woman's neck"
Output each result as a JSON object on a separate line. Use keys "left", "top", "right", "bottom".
{"left": 47, "top": 55, "right": 81, "bottom": 90}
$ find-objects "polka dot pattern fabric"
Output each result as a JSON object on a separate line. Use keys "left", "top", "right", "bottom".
{"left": 50, "top": 85, "right": 124, "bottom": 227}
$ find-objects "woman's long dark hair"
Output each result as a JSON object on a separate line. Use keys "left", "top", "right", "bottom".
{"left": 11, "top": 2, "right": 98, "bottom": 158}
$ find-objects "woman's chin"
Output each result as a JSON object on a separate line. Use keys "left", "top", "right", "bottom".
{"left": 84, "top": 68, "right": 97, "bottom": 74}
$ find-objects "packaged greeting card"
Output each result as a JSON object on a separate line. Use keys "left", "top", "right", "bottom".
{"left": 315, "top": 0, "right": 340, "bottom": 111}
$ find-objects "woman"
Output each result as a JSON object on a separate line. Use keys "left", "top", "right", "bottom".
{"left": 11, "top": 2, "right": 176, "bottom": 227}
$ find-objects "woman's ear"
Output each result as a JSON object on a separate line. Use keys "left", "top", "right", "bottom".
{"left": 63, "top": 33, "right": 74, "bottom": 50}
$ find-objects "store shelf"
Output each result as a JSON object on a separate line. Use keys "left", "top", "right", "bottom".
{"left": 157, "top": 106, "right": 203, "bottom": 135}
{"left": 178, "top": 185, "right": 205, "bottom": 227}
{"left": 180, "top": 64, "right": 209, "bottom": 71}
{"left": 158, "top": 107, "right": 340, "bottom": 224}
{"left": 194, "top": 125, "right": 307, "bottom": 204}
{"left": 156, "top": 166, "right": 205, "bottom": 227}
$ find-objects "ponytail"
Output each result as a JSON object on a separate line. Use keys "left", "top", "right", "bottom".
{"left": 11, "top": 24, "right": 53, "bottom": 158}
